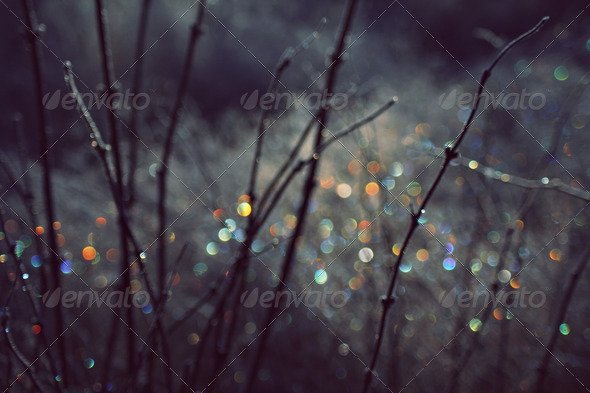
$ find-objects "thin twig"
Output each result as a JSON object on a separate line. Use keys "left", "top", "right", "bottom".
{"left": 0, "top": 211, "right": 62, "bottom": 392}
{"left": 127, "top": 0, "right": 153, "bottom": 206}
{"left": 157, "top": 0, "right": 207, "bottom": 300}
{"left": 95, "top": 0, "right": 136, "bottom": 377}
{"left": 445, "top": 228, "right": 514, "bottom": 393}
{"left": 152, "top": 3, "right": 206, "bottom": 389}
{"left": 446, "top": 50, "right": 589, "bottom": 392}
{"left": 0, "top": 214, "right": 48, "bottom": 393}
{"left": 248, "top": 18, "right": 326, "bottom": 207}
{"left": 255, "top": 98, "right": 397, "bottom": 231}
{"left": 128, "top": 244, "right": 189, "bottom": 391}
{"left": 64, "top": 63, "right": 165, "bottom": 388}
{"left": 204, "top": 22, "right": 326, "bottom": 388}
{"left": 422, "top": 145, "right": 590, "bottom": 202}
{"left": 363, "top": 16, "right": 549, "bottom": 393}
{"left": 533, "top": 245, "right": 590, "bottom": 393}
{"left": 242, "top": 1, "right": 360, "bottom": 391}
{"left": 20, "top": 0, "right": 67, "bottom": 385}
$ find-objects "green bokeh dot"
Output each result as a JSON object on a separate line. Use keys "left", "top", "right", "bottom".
{"left": 554, "top": 66, "right": 569, "bottom": 81}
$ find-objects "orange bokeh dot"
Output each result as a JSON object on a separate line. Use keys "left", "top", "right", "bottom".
{"left": 106, "top": 248, "right": 119, "bottom": 262}
{"left": 365, "top": 182, "right": 380, "bottom": 196}
{"left": 358, "top": 220, "right": 371, "bottom": 231}
{"left": 95, "top": 217, "right": 107, "bottom": 227}
{"left": 347, "top": 160, "right": 362, "bottom": 175}
{"left": 367, "top": 161, "right": 380, "bottom": 174}
{"left": 549, "top": 248, "right": 561, "bottom": 262}
{"left": 510, "top": 278, "right": 520, "bottom": 289}
{"left": 493, "top": 308, "right": 504, "bottom": 320}
{"left": 416, "top": 249, "right": 429, "bottom": 262}
{"left": 35, "top": 226, "right": 44, "bottom": 235}
{"left": 320, "top": 176, "right": 335, "bottom": 189}
{"left": 238, "top": 194, "right": 251, "bottom": 203}
{"left": 52, "top": 221, "right": 61, "bottom": 230}
{"left": 82, "top": 246, "right": 97, "bottom": 261}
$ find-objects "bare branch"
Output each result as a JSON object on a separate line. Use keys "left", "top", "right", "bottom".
{"left": 255, "top": 98, "right": 397, "bottom": 231}
{"left": 422, "top": 145, "right": 590, "bottom": 202}
{"left": 242, "top": 1, "right": 361, "bottom": 391}
{"left": 363, "top": 16, "right": 549, "bottom": 393}
{"left": 534, "top": 245, "right": 590, "bottom": 393}
{"left": 20, "top": 0, "right": 67, "bottom": 384}
{"left": 127, "top": 0, "right": 153, "bottom": 206}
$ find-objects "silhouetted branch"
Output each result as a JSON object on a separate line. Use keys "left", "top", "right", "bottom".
{"left": 248, "top": 18, "right": 326, "bottom": 207}
{"left": 205, "top": 23, "right": 326, "bottom": 387}
{"left": 157, "top": 0, "right": 207, "bottom": 301}
{"left": 95, "top": 0, "right": 137, "bottom": 377}
{"left": 64, "top": 63, "right": 166, "bottom": 388}
{"left": 445, "top": 228, "right": 514, "bottom": 393}
{"left": 242, "top": 1, "right": 361, "bottom": 391}
{"left": 0, "top": 210, "right": 62, "bottom": 392}
{"left": 129, "top": 244, "right": 189, "bottom": 391}
{"left": 423, "top": 145, "right": 590, "bottom": 202}
{"left": 446, "top": 52, "right": 589, "bottom": 392}
{"left": 255, "top": 98, "right": 397, "bottom": 231}
{"left": 363, "top": 16, "right": 549, "bottom": 393}
{"left": 20, "top": 0, "right": 67, "bottom": 385}
{"left": 533, "top": 246, "right": 590, "bottom": 393}
{"left": 0, "top": 214, "right": 49, "bottom": 393}
{"left": 127, "top": 0, "right": 153, "bottom": 206}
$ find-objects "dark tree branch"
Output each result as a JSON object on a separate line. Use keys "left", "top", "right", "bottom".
{"left": 363, "top": 16, "right": 549, "bottom": 393}
{"left": 157, "top": 0, "right": 207, "bottom": 301}
{"left": 255, "top": 98, "right": 397, "bottom": 231}
{"left": 534, "top": 246, "right": 590, "bottom": 393}
{"left": 0, "top": 214, "right": 49, "bottom": 393}
{"left": 64, "top": 64, "right": 167, "bottom": 389}
{"left": 95, "top": 0, "right": 136, "bottom": 377}
{"left": 242, "top": 1, "right": 360, "bottom": 391}
{"left": 204, "top": 22, "right": 326, "bottom": 389}
{"left": 20, "top": 0, "right": 67, "bottom": 385}
{"left": 422, "top": 145, "right": 590, "bottom": 202}
{"left": 127, "top": 0, "right": 153, "bottom": 206}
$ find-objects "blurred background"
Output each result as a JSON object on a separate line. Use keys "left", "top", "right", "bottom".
{"left": 1, "top": 0, "right": 590, "bottom": 392}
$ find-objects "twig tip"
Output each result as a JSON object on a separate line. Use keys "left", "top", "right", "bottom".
{"left": 63, "top": 60, "right": 72, "bottom": 72}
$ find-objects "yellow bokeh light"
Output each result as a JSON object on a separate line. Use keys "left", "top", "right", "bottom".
{"left": 237, "top": 202, "right": 252, "bottom": 217}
